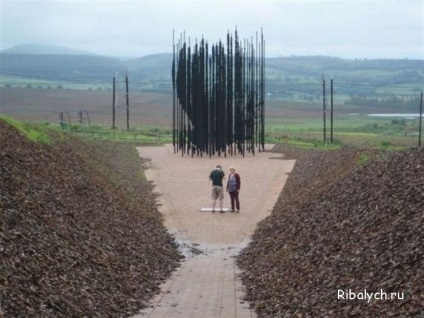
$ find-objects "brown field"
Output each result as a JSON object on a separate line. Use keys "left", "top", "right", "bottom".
{"left": 0, "top": 87, "right": 366, "bottom": 124}
{"left": 0, "top": 87, "right": 404, "bottom": 123}
{"left": 0, "top": 87, "right": 172, "bottom": 128}
{"left": 1, "top": 87, "right": 353, "bottom": 126}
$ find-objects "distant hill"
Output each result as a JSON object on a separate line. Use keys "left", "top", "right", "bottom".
{"left": 0, "top": 53, "right": 125, "bottom": 82}
{"left": 1, "top": 44, "right": 423, "bottom": 105}
{"left": 1, "top": 43, "right": 96, "bottom": 56}
{"left": 125, "top": 53, "right": 173, "bottom": 81}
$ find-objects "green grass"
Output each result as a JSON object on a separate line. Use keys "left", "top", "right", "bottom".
{"left": 75, "top": 114, "right": 416, "bottom": 148}
{"left": 57, "top": 123, "right": 172, "bottom": 144}
{"left": 2, "top": 113, "right": 418, "bottom": 151}
{"left": 0, "top": 75, "right": 112, "bottom": 91}
{"left": 269, "top": 135, "right": 342, "bottom": 150}
{"left": 375, "top": 82, "right": 423, "bottom": 95}
{"left": 357, "top": 153, "right": 371, "bottom": 165}
{"left": 0, "top": 114, "right": 52, "bottom": 144}
{"left": 0, "top": 75, "right": 58, "bottom": 88}
{"left": 265, "top": 111, "right": 421, "bottom": 147}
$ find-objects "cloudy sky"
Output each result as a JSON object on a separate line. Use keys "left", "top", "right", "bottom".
{"left": 1, "top": 0, "right": 423, "bottom": 59}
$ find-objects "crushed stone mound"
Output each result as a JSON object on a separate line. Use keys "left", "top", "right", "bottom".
{"left": 237, "top": 145, "right": 423, "bottom": 317}
{"left": 0, "top": 121, "right": 183, "bottom": 317}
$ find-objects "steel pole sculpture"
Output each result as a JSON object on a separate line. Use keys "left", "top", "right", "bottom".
{"left": 172, "top": 29, "right": 265, "bottom": 157}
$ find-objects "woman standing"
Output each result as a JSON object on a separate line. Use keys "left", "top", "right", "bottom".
{"left": 226, "top": 166, "right": 241, "bottom": 212}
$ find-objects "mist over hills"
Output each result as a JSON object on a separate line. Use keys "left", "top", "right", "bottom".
{"left": 1, "top": 43, "right": 97, "bottom": 56}
{"left": 1, "top": 43, "right": 423, "bottom": 101}
{"left": 1, "top": 44, "right": 168, "bottom": 82}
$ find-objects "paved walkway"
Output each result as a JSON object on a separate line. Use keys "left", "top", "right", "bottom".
{"left": 133, "top": 144, "right": 295, "bottom": 318}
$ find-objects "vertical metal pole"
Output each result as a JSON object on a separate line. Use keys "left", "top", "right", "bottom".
{"left": 177, "top": 37, "right": 181, "bottom": 154}
{"left": 64, "top": 111, "right": 72, "bottom": 132}
{"left": 126, "top": 74, "right": 129, "bottom": 131}
{"left": 172, "top": 30, "right": 176, "bottom": 153}
{"left": 112, "top": 76, "right": 116, "bottom": 130}
{"left": 322, "top": 75, "right": 326, "bottom": 143}
{"left": 59, "top": 112, "right": 64, "bottom": 129}
{"left": 419, "top": 91, "right": 423, "bottom": 147}
{"left": 330, "top": 78, "right": 334, "bottom": 143}
{"left": 261, "top": 36, "right": 265, "bottom": 151}
{"left": 83, "top": 110, "right": 91, "bottom": 126}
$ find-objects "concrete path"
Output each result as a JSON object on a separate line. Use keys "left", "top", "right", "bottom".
{"left": 133, "top": 144, "right": 295, "bottom": 318}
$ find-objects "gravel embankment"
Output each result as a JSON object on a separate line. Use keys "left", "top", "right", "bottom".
{"left": 237, "top": 144, "right": 423, "bottom": 317}
{"left": 0, "top": 121, "right": 183, "bottom": 317}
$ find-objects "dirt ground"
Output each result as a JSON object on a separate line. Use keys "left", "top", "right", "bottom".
{"left": 0, "top": 87, "right": 172, "bottom": 126}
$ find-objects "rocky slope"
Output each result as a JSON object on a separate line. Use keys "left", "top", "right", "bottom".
{"left": 0, "top": 121, "right": 182, "bottom": 317}
{"left": 238, "top": 145, "right": 423, "bottom": 317}
{"left": 2, "top": 119, "right": 423, "bottom": 317}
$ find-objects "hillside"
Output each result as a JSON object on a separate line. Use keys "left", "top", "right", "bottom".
{"left": 237, "top": 145, "right": 424, "bottom": 317}
{"left": 0, "top": 54, "right": 124, "bottom": 82}
{"left": 0, "top": 120, "right": 182, "bottom": 317}
{"left": 1, "top": 44, "right": 423, "bottom": 102}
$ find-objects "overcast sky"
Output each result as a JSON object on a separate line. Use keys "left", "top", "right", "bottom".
{"left": 1, "top": 0, "right": 423, "bottom": 59}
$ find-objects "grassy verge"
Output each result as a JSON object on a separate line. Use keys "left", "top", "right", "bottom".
{"left": 2, "top": 113, "right": 420, "bottom": 149}
{"left": 0, "top": 114, "right": 52, "bottom": 144}
{"left": 59, "top": 123, "right": 171, "bottom": 144}
{"left": 266, "top": 114, "right": 421, "bottom": 148}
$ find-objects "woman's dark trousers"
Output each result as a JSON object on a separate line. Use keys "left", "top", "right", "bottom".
{"left": 229, "top": 191, "right": 240, "bottom": 211}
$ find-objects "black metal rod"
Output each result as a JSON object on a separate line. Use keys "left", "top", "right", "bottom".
{"left": 172, "top": 30, "right": 176, "bottom": 153}
{"left": 261, "top": 35, "right": 265, "bottom": 150}
{"left": 322, "top": 75, "right": 326, "bottom": 143}
{"left": 125, "top": 74, "right": 129, "bottom": 132}
{"left": 112, "top": 76, "right": 116, "bottom": 130}
{"left": 419, "top": 91, "right": 423, "bottom": 147}
{"left": 330, "top": 78, "right": 334, "bottom": 143}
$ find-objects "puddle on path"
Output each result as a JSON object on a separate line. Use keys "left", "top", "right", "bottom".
{"left": 175, "top": 238, "right": 248, "bottom": 259}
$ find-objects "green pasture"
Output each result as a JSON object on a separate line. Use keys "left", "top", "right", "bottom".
{"left": 74, "top": 113, "right": 418, "bottom": 148}
{"left": 0, "top": 75, "right": 111, "bottom": 91}
{"left": 375, "top": 82, "right": 423, "bottom": 95}
{"left": 54, "top": 122, "right": 172, "bottom": 144}
{"left": 1, "top": 112, "right": 420, "bottom": 149}
{"left": 265, "top": 113, "right": 421, "bottom": 148}
{"left": 267, "top": 115, "right": 393, "bottom": 131}
{"left": 0, "top": 75, "right": 58, "bottom": 88}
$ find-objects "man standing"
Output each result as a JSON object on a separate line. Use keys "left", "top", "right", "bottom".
{"left": 209, "top": 165, "right": 225, "bottom": 213}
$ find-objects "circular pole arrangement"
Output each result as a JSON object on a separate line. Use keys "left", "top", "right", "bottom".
{"left": 172, "top": 28, "right": 265, "bottom": 157}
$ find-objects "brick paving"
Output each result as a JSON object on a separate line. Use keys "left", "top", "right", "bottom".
{"left": 133, "top": 144, "right": 295, "bottom": 318}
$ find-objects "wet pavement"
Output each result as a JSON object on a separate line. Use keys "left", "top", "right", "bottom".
{"left": 133, "top": 144, "right": 295, "bottom": 318}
